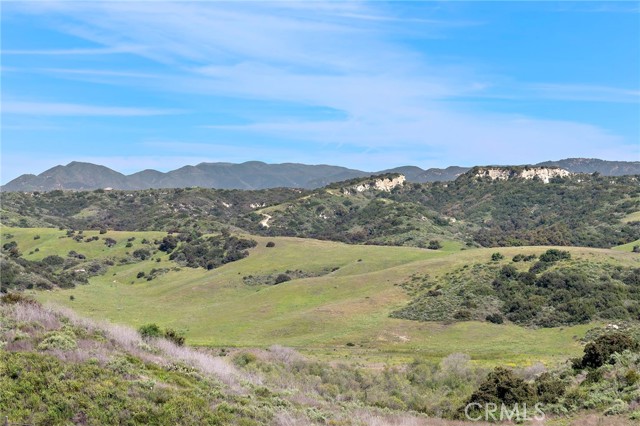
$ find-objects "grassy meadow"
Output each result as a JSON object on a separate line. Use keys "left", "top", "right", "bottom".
{"left": 3, "top": 226, "right": 638, "bottom": 368}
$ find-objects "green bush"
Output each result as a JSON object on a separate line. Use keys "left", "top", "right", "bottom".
{"left": 138, "top": 323, "right": 162, "bottom": 339}
{"left": 37, "top": 330, "right": 77, "bottom": 351}
{"left": 274, "top": 274, "right": 292, "bottom": 285}
{"left": 539, "top": 249, "right": 571, "bottom": 263}
{"left": 427, "top": 240, "right": 442, "bottom": 250}
{"left": 534, "top": 372, "right": 566, "bottom": 404}
{"left": 453, "top": 310, "right": 472, "bottom": 320}
{"left": 466, "top": 367, "right": 535, "bottom": 406}
{"left": 233, "top": 352, "right": 257, "bottom": 367}
{"left": 158, "top": 235, "right": 178, "bottom": 253}
{"left": 1, "top": 292, "right": 39, "bottom": 305}
{"left": 485, "top": 313, "right": 503, "bottom": 324}
{"left": 41, "top": 255, "right": 65, "bottom": 267}
{"left": 163, "top": 328, "right": 185, "bottom": 346}
{"left": 581, "top": 333, "right": 639, "bottom": 369}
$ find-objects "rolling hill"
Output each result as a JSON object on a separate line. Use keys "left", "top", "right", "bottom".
{"left": 2, "top": 168, "right": 640, "bottom": 424}
{"left": 3, "top": 157, "right": 638, "bottom": 192}
{"left": 1, "top": 226, "right": 638, "bottom": 365}
{"left": 2, "top": 170, "right": 637, "bottom": 249}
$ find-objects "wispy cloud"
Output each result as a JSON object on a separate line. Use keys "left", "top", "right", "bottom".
{"left": 1, "top": 46, "right": 145, "bottom": 55}
{"left": 202, "top": 108, "right": 626, "bottom": 166}
{"left": 528, "top": 83, "right": 640, "bottom": 103}
{"left": 39, "top": 68, "right": 160, "bottom": 79}
{"left": 3, "top": 1, "right": 637, "bottom": 168}
{"left": 2, "top": 101, "right": 182, "bottom": 117}
{"left": 551, "top": 3, "right": 640, "bottom": 14}
{"left": 485, "top": 83, "right": 640, "bottom": 104}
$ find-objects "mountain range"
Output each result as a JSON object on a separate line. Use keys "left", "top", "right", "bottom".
{"left": 2, "top": 158, "right": 638, "bottom": 192}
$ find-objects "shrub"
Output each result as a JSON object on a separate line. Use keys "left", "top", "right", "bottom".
{"left": 427, "top": 240, "right": 442, "bottom": 250}
{"left": 274, "top": 274, "right": 291, "bottom": 284}
{"left": 467, "top": 367, "right": 535, "bottom": 406}
{"left": 38, "top": 330, "right": 77, "bottom": 351}
{"left": 133, "top": 248, "right": 151, "bottom": 260}
{"left": 137, "top": 272, "right": 146, "bottom": 279}
{"left": 539, "top": 249, "right": 571, "bottom": 263}
{"left": 581, "top": 333, "right": 639, "bottom": 368}
{"left": 163, "top": 328, "right": 185, "bottom": 346}
{"left": 624, "top": 369, "right": 639, "bottom": 386}
{"left": 233, "top": 352, "right": 257, "bottom": 367}
{"left": 534, "top": 372, "right": 566, "bottom": 404}
{"left": 491, "top": 252, "right": 504, "bottom": 261}
{"left": 485, "top": 313, "right": 504, "bottom": 324}
{"left": 138, "top": 323, "right": 162, "bottom": 339}
{"left": 266, "top": 241, "right": 275, "bottom": 248}
{"left": 41, "top": 255, "right": 65, "bottom": 267}
{"left": 453, "top": 310, "right": 472, "bottom": 320}
{"left": 1, "top": 292, "right": 39, "bottom": 305}
{"left": 158, "top": 236, "right": 178, "bottom": 253}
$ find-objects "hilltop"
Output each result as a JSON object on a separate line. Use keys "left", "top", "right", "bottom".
{"left": 1, "top": 171, "right": 638, "bottom": 248}
{"left": 2, "top": 158, "right": 639, "bottom": 192}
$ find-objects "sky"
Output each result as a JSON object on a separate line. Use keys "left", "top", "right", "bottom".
{"left": 1, "top": 1, "right": 639, "bottom": 183}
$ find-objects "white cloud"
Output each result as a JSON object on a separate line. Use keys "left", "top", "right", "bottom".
{"left": 1, "top": 46, "right": 145, "bottom": 55}
{"left": 203, "top": 108, "right": 628, "bottom": 167}
{"left": 3, "top": 1, "right": 637, "bottom": 167}
{"left": 2, "top": 101, "right": 182, "bottom": 117}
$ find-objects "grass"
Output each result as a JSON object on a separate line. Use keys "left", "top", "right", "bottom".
{"left": 4, "top": 226, "right": 639, "bottom": 368}
{"left": 613, "top": 238, "right": 640, "bottom": 252}
{"left": 1, "top": 226, "right": 168, "bottom": 262}
{"left": 621, "top": 210, "right": 640, "bottom": 223}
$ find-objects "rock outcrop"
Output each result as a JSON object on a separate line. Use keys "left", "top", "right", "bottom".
{"left": 472, "top": 167, "right": 571, "bottom": 184}
{"left": 343, "top": 175, "right": 406, "bottom": 194}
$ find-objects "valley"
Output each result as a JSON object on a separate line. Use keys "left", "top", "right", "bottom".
{"left": 2, "top": 226, "right": 637, "bottom": 365}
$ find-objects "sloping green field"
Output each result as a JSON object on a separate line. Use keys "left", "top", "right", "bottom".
{"left": 3, "top": 226, "right": 639, "bottom": 366}
{"left": 613, "top": 238, "right": 640, "bottom": 252}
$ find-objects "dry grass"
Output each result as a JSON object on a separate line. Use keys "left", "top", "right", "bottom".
{"left": 46, "top": 302, "right": 246, "bottom": 388}
{"left": 152, "top": 338, "right": 244, "bottom": 389}
{"left": 564, "top": 414, "right": 635, "bottom": 426}
{"left": 349, "top": 408, "right": 511, "bottom": 426}
{"left": 2, "top": 301, "right": 249, "bottom": 391}
{"left": 273, "top": 411, "right": 317, "bottom": 426}
{"left": 2, "top": 301, "right": 635, "bottom": 426}
{"left": 10, "top": 302, "right": 61, "bottom": 330}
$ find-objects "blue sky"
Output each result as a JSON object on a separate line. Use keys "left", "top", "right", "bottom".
{"left": 1, "top": 1, "right": 639, "bottom": 183}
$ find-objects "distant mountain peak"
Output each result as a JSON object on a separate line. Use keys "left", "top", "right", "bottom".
{"left": 2, "top": 158, "right": 638, "bottom": 192}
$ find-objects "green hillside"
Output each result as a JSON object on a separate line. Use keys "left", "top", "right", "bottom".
{"left": 2, "top": 172, "right": 638, "bottom": 249}
{"left": 2, "top": 226, "right": 636, "bottom": 367}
